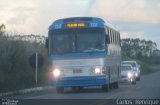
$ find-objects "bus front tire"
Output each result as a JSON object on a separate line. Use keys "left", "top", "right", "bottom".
{"left": 101, "top": 84, "right": 109, "bottom": 92}
{"left": 56, "top": 86, "right": 64, "bottom": 93}
{"left": 113, "top": 82, "right": 119, "bottom": 89}
{"left": 72, "top": 86, "right": 83, "bottom": 91}
{"left": 78, "top": 86, "right": 83, "bottom": 90}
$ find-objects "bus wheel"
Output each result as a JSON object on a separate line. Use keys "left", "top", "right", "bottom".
{"left": 101, "top": 84, "right": 109, "bottom": 92}
{"left": 113, "top": 82, "right": 119, "bottom": 89}
{"left": 109, "top": 83, "right": 112, "bottom": 89}
{"left": 72, "top": 87, "right": 77, "bottom": 91}
{"left": 78, "top": 86, "right": 83, "bottom": 90}
{"left": 72, "top": 86, "right": 83, "bottom": 91}
{"left": 56, "top": 86, "right": 64, "bottom": 93}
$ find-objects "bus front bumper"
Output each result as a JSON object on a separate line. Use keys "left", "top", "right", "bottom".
{"left": 51, "top": 76, "right": 108, "bottom": 87}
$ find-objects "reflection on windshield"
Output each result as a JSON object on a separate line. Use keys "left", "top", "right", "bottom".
{"left": 122, "top": 63, "right": 136, "bottom": 67}
{"left": 50, "top": 28, "right": 105, "bottom": 54}
{"left": 77, "top": 30, "right": 105, "bottom": 53}
{"left": 121, "top": 66, "right": 131, "bottom": 71}
{"left": 52, "top": 34, "right": 74, "bottom": 54}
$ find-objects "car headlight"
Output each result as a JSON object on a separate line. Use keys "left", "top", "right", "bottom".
{"left": 127, "top": 72, "right": 133, "bottom": 78}
{"left": 95, "top": 67, "right": 101, "bottom": 74}
{"left": 135, "top": 73, "right": 138, "bottom": 77}
{"left": 52, "top": 68, "right": 61, "bottom": 77}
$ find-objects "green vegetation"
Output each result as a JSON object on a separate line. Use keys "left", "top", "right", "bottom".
{"left": 139, "top": 61, "right": 152, "bottom": 75}
{"left": 0, "top": 25, "right": 49, "bottom": 92}
{"left": 121, "top": 38, "right": 160, "bottom": 75}
{"left": 0, "top": 24, "right": 160, "bottom": 92}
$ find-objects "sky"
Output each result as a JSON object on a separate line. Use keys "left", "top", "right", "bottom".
{"left": 0, "top": 0, "right": 160, "bottom": 48}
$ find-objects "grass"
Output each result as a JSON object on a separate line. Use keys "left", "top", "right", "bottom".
{"left": 139, "top": 61, "right": 152, "bottom": 75}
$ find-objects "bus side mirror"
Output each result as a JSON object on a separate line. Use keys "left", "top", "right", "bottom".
{"left": 45, "top": 38, "right": 48, "bottom": 48}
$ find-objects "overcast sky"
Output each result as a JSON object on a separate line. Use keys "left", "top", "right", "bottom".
{"left": 0, "top": 0, "right": 160, "bottom": 48}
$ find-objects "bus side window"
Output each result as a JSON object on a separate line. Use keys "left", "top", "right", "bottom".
{"left": 117, "top": 33, "right": 119, "bottom": 45}
{"left": 105, "top": 30, "right": 110, "bottom": 44}
{"left": 113, "top": 31, "right": 115, "bottom": 44}
{"left": 116, "top": 32, "right": 118, "bottom": 45}
{"left": 110, "top": 30, "right": 112, "bottom": 43}
{"left": 118, "top": 33, "right": 121, "bottom": 46}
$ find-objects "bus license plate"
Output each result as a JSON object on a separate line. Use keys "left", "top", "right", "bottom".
{"left": 73, "top": 69, "right": 82, "bottom": 74}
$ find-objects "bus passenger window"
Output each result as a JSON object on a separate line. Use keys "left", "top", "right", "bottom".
{"left": 105, "top": 31, "right": 110, "bottom": 44}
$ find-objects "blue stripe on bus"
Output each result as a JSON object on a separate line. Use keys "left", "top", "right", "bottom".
{"left": 48, "top": 52, "right": 106, "bottom": 59}
{"left": 51, "top": 75, "right": 108, "bottom": 87}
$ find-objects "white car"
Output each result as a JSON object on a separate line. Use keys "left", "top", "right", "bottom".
{"left": 120, "top": 64, "right": 136, "bottom": 84}
{"left": 121, "top": 61, "right": 141, "bottom": 81}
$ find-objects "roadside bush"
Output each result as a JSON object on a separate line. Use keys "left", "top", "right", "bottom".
{"left": 0, "top": 34, "right": 49, "bottom": 92}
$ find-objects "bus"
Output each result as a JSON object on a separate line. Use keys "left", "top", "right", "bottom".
{"left": 46, "top": 17, "right": 121, "bottom": 93}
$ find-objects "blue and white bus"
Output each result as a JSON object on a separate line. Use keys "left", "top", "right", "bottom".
{"left": 46, "top": 17, "right": 121, "bottom": 93}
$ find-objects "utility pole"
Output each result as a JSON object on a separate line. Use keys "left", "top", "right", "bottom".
{"left": 35, "top": 52, "right": 38, "bottom": 85}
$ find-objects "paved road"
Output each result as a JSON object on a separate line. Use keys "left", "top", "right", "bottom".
{"left": 4, "top": 70, "right": 160, "bottom": 105}
{"left": 8, "top": 70, "right": 160, "bottom": 99}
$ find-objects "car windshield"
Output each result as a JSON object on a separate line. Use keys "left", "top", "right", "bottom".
{"left": 121, "top": 66, "right": 131, "bottom": 71}
{"left": 122, "top": 62, "right": 136, "bottom": 67}
{"left": 49, "top": 28, "right": 105, "bottom": 54}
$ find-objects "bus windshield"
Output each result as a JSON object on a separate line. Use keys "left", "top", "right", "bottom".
{"left": 50, "top": 28, "right": 105, "bottom": 54}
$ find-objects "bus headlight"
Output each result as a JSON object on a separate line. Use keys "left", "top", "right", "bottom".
{"left": 93, "top": 67, "right": 106, "bottom": 74}
{"left": 52, "top": 68, "right": 61, "bottom": 77}
{"left": 95, "top": 67, "right": 101, "bottom": 74}
{"left": 127, "top": 72, "right": 133, "bottom": 78}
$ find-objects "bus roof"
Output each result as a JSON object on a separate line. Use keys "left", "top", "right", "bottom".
{"left": 49, "top": 17, "right": 119, "bottom": 31}
{"left": 52, "top": 17, "right": 104, "bottom": 24}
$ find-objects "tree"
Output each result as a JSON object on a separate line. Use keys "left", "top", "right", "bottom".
{"left": 121, "top": 38, "right": 160, "bottom": 64}
{"left": 0, "top": 24, "right": 5, "bottom": 36}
